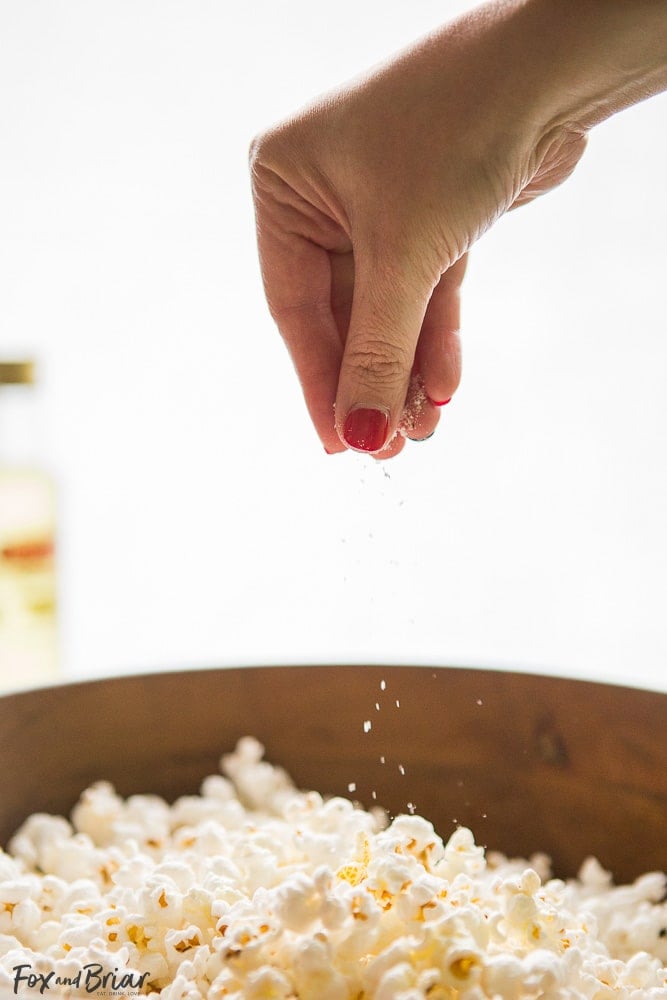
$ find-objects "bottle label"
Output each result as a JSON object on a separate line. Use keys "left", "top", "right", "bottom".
{"left": 0, "top": 468, "right": 58, "bottom": 689}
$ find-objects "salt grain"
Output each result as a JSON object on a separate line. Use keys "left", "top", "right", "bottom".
{"left": 398, "top": 373, "right": 428, "bottom": 437}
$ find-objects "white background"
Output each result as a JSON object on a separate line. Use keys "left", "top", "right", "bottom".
{"left": 1, "top": 0, "right": 665, "bottom": 691}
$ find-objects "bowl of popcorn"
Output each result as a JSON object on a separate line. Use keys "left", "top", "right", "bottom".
{"left": 0, "top": 665, "right": 665, "bottom": 998}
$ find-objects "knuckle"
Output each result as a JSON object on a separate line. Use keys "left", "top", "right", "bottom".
{"left": 343, "top": 339, "right": 409, "bottom": 387}
{"left": 248, "top": 127, "right": 284, "bottom": 182}
{"left": 248, "top": 129, "right": 271, "bottom": 175}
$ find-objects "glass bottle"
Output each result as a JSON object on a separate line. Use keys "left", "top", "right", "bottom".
{"left": 0, "top": 361, "right": 58, "bottom": 690}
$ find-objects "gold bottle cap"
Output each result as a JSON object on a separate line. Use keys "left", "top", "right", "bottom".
{"left": 0, "top": 361, "right": 35, "bottom": 385}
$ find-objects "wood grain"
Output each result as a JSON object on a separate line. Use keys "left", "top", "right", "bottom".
{"left": 0, "top": 666, "right": 665, "bottom": 882}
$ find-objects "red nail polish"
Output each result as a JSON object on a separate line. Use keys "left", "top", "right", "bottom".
{"left": 430, "top": 397, "right": 452, "bottom": 407}
{"left": 343, "top": 407, "right": 389, "bottom": 452}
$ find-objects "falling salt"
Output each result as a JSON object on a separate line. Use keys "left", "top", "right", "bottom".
{"left": 375, "top": 702, "right": 380, "bottom": 711}
{"left": 348, "top": 782, "right": 356, "bottom": 793}
{"left": 371, "top": 790, "right": 377, "bottom": 800}
{"left": 398, "top": 764, "right": 405, "bottom": 776}
{"left": 380, "top": 680, "right": 386, "bottom": 691}
{"left": 476, "top": 699, "right": 483, "bottom": 706}
{"left": 380, "top": 756, "right": 385, "bottom": 765}
{"left": 395, "top": 699, "right": 400, "bottom": 708}
{"left": 363, "top": 720, "right": 372, "bottom": 734}
{"left": 407, "top": 802, "right": 416, "bottom": 815}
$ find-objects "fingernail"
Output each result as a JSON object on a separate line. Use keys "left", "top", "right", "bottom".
{"left": 343, "top": 407, "right": 389, "bottom": 452}
{"left": 430, "top": 397, "right": 452, "bottom": 407}
{"left": 412, "top": 430, "right": 435, "bottom": 442}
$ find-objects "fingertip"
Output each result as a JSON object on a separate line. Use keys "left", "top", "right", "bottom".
{"left": 419, "top": 328, "right": 462, "bottom": 410}
{"left": 307, "top": 393, "right": 345, "bottom": 455}
{"left": 417, "top": 260, "right": 465, "bottom": 407}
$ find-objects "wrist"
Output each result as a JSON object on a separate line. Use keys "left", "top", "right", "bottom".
{"left": 519, "top": 0, "right": 667, "bottom": 133}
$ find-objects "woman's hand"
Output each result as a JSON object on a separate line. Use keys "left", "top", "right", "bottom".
{"left": 250, "top": 0, "right": 666, "bottom": 456}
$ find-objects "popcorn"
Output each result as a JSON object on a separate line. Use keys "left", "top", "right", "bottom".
{"left": 0, "top": 737, "right": 664, "bottom": 998}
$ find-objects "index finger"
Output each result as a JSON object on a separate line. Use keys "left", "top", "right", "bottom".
{"left": 257, "top": 226, "right": 345, "bottom": 453}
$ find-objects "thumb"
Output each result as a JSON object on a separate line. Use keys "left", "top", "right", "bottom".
{"left": 335, "top": 254, "right": 433, "bottom": 453}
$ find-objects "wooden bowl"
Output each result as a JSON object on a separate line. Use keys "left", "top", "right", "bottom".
{"left": 1, "top": 666, "right": 665, "bottom": 883}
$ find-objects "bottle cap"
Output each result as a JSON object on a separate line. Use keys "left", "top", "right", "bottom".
{"left": 0, "top": 361, "right": 35, "bottom": 385}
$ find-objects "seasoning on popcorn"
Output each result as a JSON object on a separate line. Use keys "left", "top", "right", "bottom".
{"left": 0, "top": 737, "right": 665, "bottom": 998}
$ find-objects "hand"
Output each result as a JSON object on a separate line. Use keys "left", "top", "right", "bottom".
{"left": 250, "top": 0, "right": 666, "bottom": 457}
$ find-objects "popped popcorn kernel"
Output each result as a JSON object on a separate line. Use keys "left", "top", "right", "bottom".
{"left": 449, "top": 953, "right": 478, "bottom": 979}
{"left": 337, "top": 864, "right": 366, "bottom": 887}
{"left": 0, "top": 737, "right": 665, "bottom": 999}
{"left": 127, "top": 923, "right": 149, "bottom": 947}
